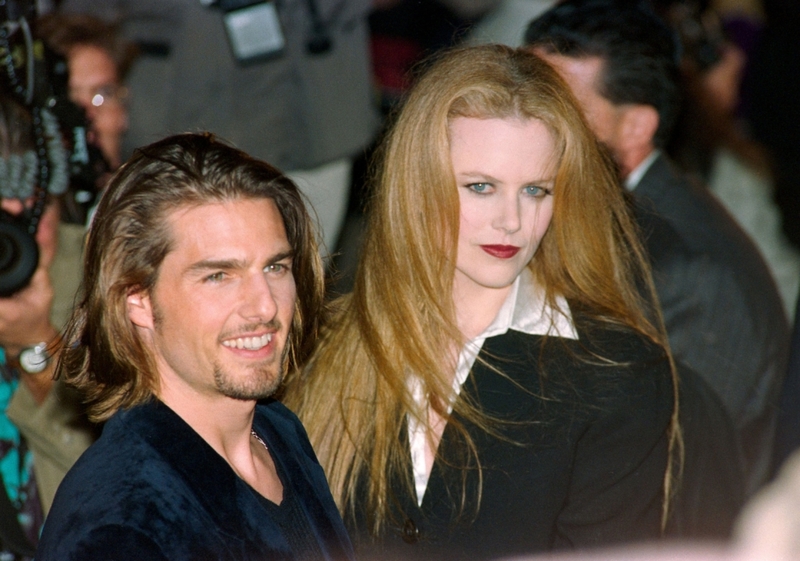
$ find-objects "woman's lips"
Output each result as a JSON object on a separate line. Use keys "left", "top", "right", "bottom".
{"left": 480, "top": 245, "right": 521, "bottom": 259}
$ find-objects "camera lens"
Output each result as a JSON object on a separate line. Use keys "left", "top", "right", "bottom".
{"left": 0, "top": 213, "right": 39, "bottom": 297}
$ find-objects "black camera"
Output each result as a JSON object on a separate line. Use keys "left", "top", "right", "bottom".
{"left": 0, "top": 209, "right": 39, "bottom": 297}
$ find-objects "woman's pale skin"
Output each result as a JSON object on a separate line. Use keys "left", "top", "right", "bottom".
{"left": 423, "top": 115, "right": 557, "bottom": 472}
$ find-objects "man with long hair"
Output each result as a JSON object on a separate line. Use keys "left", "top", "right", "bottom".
{"left": 35, "top": 133, "right": 353, "bottom": 560}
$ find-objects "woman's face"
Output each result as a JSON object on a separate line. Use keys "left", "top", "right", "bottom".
{"left": 450, "top": 116, "right": 556, "bottom": 296}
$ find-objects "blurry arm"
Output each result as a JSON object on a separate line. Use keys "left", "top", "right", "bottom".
{"left": 0, "top": 264, "right": 60, "bottom": 404}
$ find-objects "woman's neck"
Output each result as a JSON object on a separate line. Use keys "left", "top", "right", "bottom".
{"left": 452, "top": 271, "right": 515, "bottom": 341}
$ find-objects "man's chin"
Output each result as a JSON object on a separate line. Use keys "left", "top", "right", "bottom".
{"left": 214, "top": 366, "right": 284, "bottom": 402}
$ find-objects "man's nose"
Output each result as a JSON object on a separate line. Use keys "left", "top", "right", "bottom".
{"left": 240, "top": 272, "right": 279, "bottom": 321}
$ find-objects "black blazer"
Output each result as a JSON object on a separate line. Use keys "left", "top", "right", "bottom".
{"left": 774, "top": 289, "right": 800, "bottom": 469}
{"left": 37, "top": 399, "right": 354, "bottom": 561}
{"left": 634, "top": 154, "right": 790, "bottom": 490}
{"left": 349, "top": 320, "right": 673, "bottom": 561}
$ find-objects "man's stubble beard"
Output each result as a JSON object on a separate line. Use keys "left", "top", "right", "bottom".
{"left": 151, "top": 295, "right": 292, "bottom": 401}
{"left": 212, "top": 336, "right": 291, "bottom": 401}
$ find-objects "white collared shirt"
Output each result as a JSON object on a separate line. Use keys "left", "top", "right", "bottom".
{"left": 407, "top": 268, "right": 579, "bottom": 505}
{"left": 625, "top": 149, "right": 661, "bottom": 191}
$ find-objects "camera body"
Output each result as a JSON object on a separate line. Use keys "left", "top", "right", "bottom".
{"left": 0, "top": 209, "right": 39, "bottom": 297}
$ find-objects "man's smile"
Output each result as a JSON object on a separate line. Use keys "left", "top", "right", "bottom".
{"left": 222, "top": 333, "right": 273, "bottom": 351}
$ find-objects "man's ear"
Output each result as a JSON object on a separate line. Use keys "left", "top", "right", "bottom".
{"left": 127, "top": 288, "right": 154, "bottom": 330}
{"left": 618, "top": 104, "right": 659, "bottom": 154}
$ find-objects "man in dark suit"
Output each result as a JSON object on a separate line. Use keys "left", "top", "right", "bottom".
{"left": 525, "top": 0, "right": 790, "bottom": 495}
{"left": 36, "top": 134, "right": 353, "bottom": 560}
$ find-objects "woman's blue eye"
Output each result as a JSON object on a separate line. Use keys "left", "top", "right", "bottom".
{"left": 524, "top": 185, "right": 552, "bottom": 198}
{"left": 467, "top": 183, "right": 490, "bottom": 193}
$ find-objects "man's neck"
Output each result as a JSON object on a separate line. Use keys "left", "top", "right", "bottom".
{"left": 158, "top": 382, "right": 256, "bottom": 461}
{"left": 624, "top": 149, "right": 661, "bottom": 191}
{"left": 158, "top": 385, "right": 284, "bottom": 503}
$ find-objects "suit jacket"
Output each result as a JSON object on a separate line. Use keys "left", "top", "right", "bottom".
{"left": 634, "top": 154, "right": 790, "bottom": 492}
{"left": 773, "top": 289, "right": 800, "bottom": 470}
{"left": 350, "top": 321, "right": 674, "bottom": 561}
{"left": 36, "top": 399, "right": 354, "bottom": 561}
{"left": 666, "top": 362, "right": 747, "bottom": 539}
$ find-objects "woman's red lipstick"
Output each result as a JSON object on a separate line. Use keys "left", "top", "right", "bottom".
{"left": 481, "top": 245, "right": 521, "bottom": 259}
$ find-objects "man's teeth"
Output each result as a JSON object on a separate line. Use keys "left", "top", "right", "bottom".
{"left": 223, "top": 334, "right": 272, "bottom": 350}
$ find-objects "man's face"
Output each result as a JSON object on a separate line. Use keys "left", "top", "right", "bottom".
{"left": 131, "top": 198, "right": 297, "bottom": 403}
{"left": 534, "top": 52, "right": 627, "bottom": 161}
{"left": 68, "top": 45, "right": 127, "bottom": 167}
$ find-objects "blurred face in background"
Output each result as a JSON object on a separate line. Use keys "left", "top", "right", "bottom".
{"left": 68, "top": 45, "right": 128, "bottom": 169}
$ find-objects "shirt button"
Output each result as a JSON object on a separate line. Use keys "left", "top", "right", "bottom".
{"left": 402, "top": 518, "right": 420, "bottom": 544}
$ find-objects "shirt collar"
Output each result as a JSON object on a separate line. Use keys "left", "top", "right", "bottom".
{"left": 479, "top": 268, "right": 578, "bottom": 341}
{"left": 625, "top": 149, "right": 661, "bottom": 191}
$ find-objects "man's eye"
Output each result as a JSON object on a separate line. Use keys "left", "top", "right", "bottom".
{"left": 524, "top": 185, "right": 553, "bottom": 198}
{"left": 205, "top": 272, "right": 226, "bottom": 283}
{"left": 265, "top": 263, "right": 287, "bottom": 274}
{"left": 466, "top": 183, "right": 491, "bottom": 194}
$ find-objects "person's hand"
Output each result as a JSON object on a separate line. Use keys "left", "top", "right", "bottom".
{"left": 0, "top": 264, "right": 57, "bottom": 357}
{"left": 0, "top": 263, "right": 60, "bottom": 405}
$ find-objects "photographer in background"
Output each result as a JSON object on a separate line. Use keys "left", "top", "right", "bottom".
{"left": 58, "top": 0, "right": 379, "bottom": 256}
{"left": 36, "top": 13, "right": 137, "bottom": 172}
{"left": 0, "top": 94, "right": 95, "bottom": 559}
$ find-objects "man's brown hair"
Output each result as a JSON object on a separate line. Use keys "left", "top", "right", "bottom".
{"left": 58, "top": 133, "right": 324, "bottom": 421}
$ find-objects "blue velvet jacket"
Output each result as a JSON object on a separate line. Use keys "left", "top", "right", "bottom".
{"left": 35, "top": 399, "right": 354, "bottom": 560}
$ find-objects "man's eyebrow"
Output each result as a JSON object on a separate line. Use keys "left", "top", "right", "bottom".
{"left": 186, "top": 259, "right": 247, "bottom": 274}
{"left": 265, "top": 250, "right": 294, "bottom": 266}
{"left": 185, "top": 250, "right": 294, "bottom": 275}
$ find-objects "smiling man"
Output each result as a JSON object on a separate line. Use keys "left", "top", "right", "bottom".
{"left": 35, "top": 133, "right": 352, "bottom": 561}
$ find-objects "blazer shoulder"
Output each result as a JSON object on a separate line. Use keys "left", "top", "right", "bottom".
{"left": 570, "top": 313, "right": 668, "bottom": 365}
{"left": 488, "top": 321, "right": 673, "bottom": 417}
